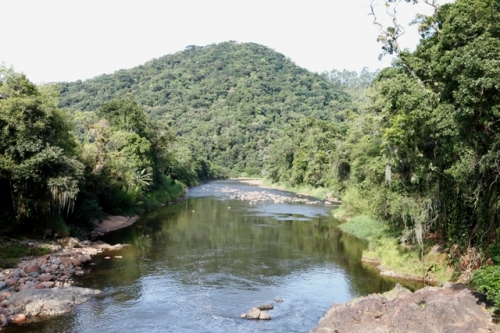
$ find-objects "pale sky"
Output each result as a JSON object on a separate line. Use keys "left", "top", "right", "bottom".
{"left": 1, "top": 0, "right": 451, "bottom": 84}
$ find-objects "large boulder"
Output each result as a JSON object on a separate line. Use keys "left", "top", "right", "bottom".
{"left": 6, "top": 287, "right": 101, "bottom": 317}
{"left": 310, "top": 283, "right": 500, "bottom": 333}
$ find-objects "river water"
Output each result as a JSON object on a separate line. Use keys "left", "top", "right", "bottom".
{"left": 10, "top": 180, "right": 410, "bottom": 333}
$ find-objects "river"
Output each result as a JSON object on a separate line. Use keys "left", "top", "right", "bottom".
{"left": 10, "top": 180, "right": 413, "bottom": 333}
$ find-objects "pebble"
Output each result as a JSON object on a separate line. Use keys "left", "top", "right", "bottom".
{"left": 0, "top": 292, "right": 12, "bottom": 302}
{"left": 10, "top": 313, "right": 26, "bottom": 323}
{"left": 41, "top": 282, "right": 55, "bottom": 288}
{"left": 39, "top": 274, "right": 54, "bottom": 282}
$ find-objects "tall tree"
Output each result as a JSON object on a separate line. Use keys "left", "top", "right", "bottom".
{"left": 0, "top": 68, "right": 84, "bottom": 231}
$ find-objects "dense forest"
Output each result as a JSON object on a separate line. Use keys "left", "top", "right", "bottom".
{"left": 0, "top": 68, "right": 217, "bottom": 236}
{"left": 1, "top": 42, "right": 358, "bottom": 237}
{"left": 58, "top": 42, "right": 352, "bottom": 175}
{"left": 2, "top": 0, "right": 500, "bottom": 307}
{"left": 264, "top": 0, "right": 500, "bottom": 304}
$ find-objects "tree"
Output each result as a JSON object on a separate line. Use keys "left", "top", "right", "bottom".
{"left": 0, "top": 68, "right": 84, "bottom": 231}
{"left": 372, "top": 0, "right": 500, "bottom": 247}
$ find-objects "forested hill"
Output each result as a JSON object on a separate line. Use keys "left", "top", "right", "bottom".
{"left": 58, "top": 42, "right": 352, "bottom": 174}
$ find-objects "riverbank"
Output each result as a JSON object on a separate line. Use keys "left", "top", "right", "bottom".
{"left": 0, "top": 237, "right": 126, "bottom": 330}
{"left": 335, "top": 212, "right": 453, "bottom": 285}
{"left": 91, "top": 188, "right": 187, "bottom": 236}
{"left": 240, "top": 178, "right": 452, "bottom": 285}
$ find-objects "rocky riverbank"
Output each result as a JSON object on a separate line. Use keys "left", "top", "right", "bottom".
{"left": 0, "top": 237, "right": 127, "bottom": 330}
{"left": 310, "top": 283, "right": 499, "bottom": 333}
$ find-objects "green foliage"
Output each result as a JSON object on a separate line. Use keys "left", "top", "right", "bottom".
{"left": 0, "top": 68, "right": 84, "bottom": 232}
{"left": 266, "top": 0, "right": 500, "bottom": 256}
{"left": 0, "top": 242, "right": 51, "bottom": 267}
{"left": 372, "top": 0, "right": 500, "bottom": 248}
{"left": 488, "top": 239, "right": 500, "bottom": 265}
{"left": 296, "top": 0, "right": 500, "bottom": 254}
{"left": 58, "top": 42, "right": 352, "bottom": 174}
{"left": 473, "top": 265, "right": 500, "bottom": 309}
{"left": 338, "top": 215, "right": 387, "bottom": 242}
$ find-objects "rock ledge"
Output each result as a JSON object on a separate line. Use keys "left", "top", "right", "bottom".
{"left": 310, "top": 283, "right": 500, "bottom": 333}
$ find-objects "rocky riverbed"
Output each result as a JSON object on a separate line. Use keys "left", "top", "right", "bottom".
{"left": 197, "top": 184, "right": 341, "bottom": 205}
{"left": 0, "top": 237, "right": 126, "bottom": 330}
{"left": 310, "top": 283, "right": 500, "bottom": 333}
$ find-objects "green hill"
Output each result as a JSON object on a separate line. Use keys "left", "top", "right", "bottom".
{"left": 58, "top": 41, "right": 352, "bottom": 174}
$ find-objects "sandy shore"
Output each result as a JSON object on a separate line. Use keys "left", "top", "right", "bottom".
{"left": 93, "top": 215, "right": 139, "bottom": 234}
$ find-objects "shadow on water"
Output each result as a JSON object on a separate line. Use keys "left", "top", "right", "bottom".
{"left": 9, "top": 180, "right": 422, "bottom": 333}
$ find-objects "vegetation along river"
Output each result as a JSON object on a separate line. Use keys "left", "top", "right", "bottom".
{"left": 10, "top": 180, "right": 418, "bottom": 333}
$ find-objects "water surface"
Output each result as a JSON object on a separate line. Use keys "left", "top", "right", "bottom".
{"left": 11, "top": 180, "right": 407, "bottom": 333}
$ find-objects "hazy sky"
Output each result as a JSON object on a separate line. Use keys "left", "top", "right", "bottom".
{"left": 1, "top": 0, "right": 449, "bottom": 83}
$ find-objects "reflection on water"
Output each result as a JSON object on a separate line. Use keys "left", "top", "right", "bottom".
{"left": 10, "top": 180, "right": 418, "bottom": 333}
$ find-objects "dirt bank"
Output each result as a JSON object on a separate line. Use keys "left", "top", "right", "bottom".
{"left": 93, "top": 215, "right": 139, "bottom": 234}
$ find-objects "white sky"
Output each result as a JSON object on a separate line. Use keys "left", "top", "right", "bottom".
{"left": 0, "top": 0, "right": 451, "bottom": 84}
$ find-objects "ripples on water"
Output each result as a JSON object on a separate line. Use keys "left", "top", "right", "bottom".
{"left": 10, "top": 180, "right": 407, "bottom": 333}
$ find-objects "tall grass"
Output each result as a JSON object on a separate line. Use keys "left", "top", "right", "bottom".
{"left": 260, "top": 178, "right": 337, "bottom": 199}
{"left": 338, "top": 215, "right": 386, "bottom": 241}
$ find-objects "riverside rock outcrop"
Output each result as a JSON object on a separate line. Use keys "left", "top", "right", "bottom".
{"left": 0, "top": 237, "right": 127, "bottom": 329}
{"left": 310, "top": 283, "right": 500, "bottom": 333}
{"left": 6, "top": 287, "right": 100, "bottom": 317}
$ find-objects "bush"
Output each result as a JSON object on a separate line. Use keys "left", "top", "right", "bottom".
{"left": 472, "top": 265, "right": 500, "bottom": 309}
{"left": 338, "top": 215, "right": 387, "bottom": 241}
{"left": 341, "top": 186, "right": 373, "bottom": 216}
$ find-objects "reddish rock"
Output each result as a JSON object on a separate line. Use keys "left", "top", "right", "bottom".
{"left": 17, "top": 285, "right": 30, "bottom": 291}
{"left": 0, "top": 292, "right": 12, "bottom": 302}
{"left": 41, "top": 282, "right": 55, "bottom": 288}
{"left": 35, "top": 284, "right": 46, "bottom": 289}
{"left": 6, "top": 279, "right": 18, "bottom": 286}
{"left": 39, "top": 274, "right": 54, "bottom": 282}
{"left": 10, "top": 313, "right": 26, "bottom": 323}
{"left": 24, "top": 264, "right": 41, "bottom": 274}
{"left": 78, "top": 254, "right": 92, "bottom": 264}
{"left": 0, "top": 313, "right": 7, "bottom": 328}
{"left": 51, "top": 264, "right": 59, "bottom": 270}
{"left": 70, "top": 259, "right": 81, "bottom": 267}
{"left": 60, "top": 257, "right": 72, "bottom": 267}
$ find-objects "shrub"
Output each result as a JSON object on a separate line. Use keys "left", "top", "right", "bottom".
{"left": 472, "top": 265, "right": 500, "bottom": 309}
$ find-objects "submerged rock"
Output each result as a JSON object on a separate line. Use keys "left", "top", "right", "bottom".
{"left": 243, "top": 306, "right": 272, "bottom": 320}
{"left": 310, "top": 283, "right": 500, "bottom": 333}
